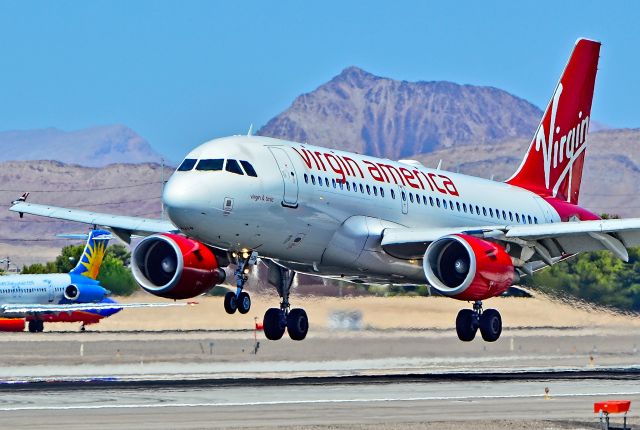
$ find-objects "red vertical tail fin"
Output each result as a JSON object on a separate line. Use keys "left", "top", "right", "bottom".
{"left": 506, "top": 38, "right": 601, "bottom": 204}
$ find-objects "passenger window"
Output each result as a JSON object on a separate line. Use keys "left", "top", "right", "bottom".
{"left": 423, "top": 196, "right": 427, "bottom": 205}
{"left": 450, "top": 200, "right": 455, "bottom": 210}
{"left": 476, "top": 205, "right": 480, "bottom": 215}
{"left": 436, "top": 198, "right": 441, "bottom": 208}
{"left": 516, "top": 213, "right": 520, "bottom": 223}
{"left": 366, "top": 185, "right": 371, "bottom": 195}
{"left": 325, "top": 178, "right": 330, "bottom": 187}
{"left": 456, "top": 202, "right": 461, "bottom": 211}
{"left": 353, "top": 182, "right": 357, "bottom": 192}
{"left": 401, "top": 191, "right": 406, "bottom": 201}
{"left": 391, "top": 189, "right": 396, "bottom": 199}
{"left": 462, "top": 203, "right": 467, "bottom": 213}
{"left": 373, "top": 186, "right": 378, "bottom": 196}
{"left": 346, "top": 182, "right": 350, "bottom": 191}
{"left": 319, "top": 177, "right": 323, "bottom": 186}
{"left": 381, "top": 188, "right": 385, "bottom": 198}
{"left": 178, "top": 158, "right": 197, "bottom": 171}
{"left": 304, "top": 174, "right": 309, "bottom": 184}
{"left": 240, "top": 160, "right": 258, "bottom": 177}
{"left": 509, "top": 212, "right": 513, "bottom": 222}
{"left": 442, "top": 199, "right": 447, "bottom": 209}
{"left": 483, "top": 207, "right": 487, "bottom": 216}
{"left": 359, "top": 184, "right": 364, "bottom": 193}
{"left": 311, "top": 176, "right": 316, "bottom": 185}
{"left": 528, "top": 215, "right": 532, "bottom": 224}
{"left": 409, "top": 193, "right": 414, "bottom": 203}
{"left": 196, "top": 159, "right": 224, "bottom": 171}
{"left": 339, "top": 180, "right": 344, "bottom": 190}
{"left": 534, "top": 217, "right": 538, "bottom": 224}
{"left": 225, "top": 159, "right": 244, "bottom": 175}
{"left": 502, "top": 210, "right": 507, "bottom": 220}
{"left": 429, "top": 197, "right": 434, "bottom": 206}
{"left": 332, "top": 178, "right": 336, "bottom": 188}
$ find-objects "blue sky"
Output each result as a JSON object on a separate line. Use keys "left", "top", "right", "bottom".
{"left": 0, "top": 1, "right": 638, "bottom": 161}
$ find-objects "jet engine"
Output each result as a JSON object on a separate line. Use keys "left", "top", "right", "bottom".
{"left": 0, "top": 318, "right": 25, "bottom": 332}
{"left": 64, "top": 283, "right": 108, "bottom": 302}
{"left": 131, "top": 233, "right": 226, "bottom": 299}
{"left": 423, "top": 234, "right": 515, "bottom": 301}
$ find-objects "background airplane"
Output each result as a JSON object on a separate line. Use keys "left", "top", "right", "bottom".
{"left": 0, "top": 229, "right": 188, "bottom": 332}
{"left": 12, "top": 38, "right": 639, "bottom": 342}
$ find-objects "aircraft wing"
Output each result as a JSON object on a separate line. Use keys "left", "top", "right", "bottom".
{"left": 381, "top": 218, "right": 640, "bottom": 262}
{"left": 9, "top": 202, "right": 177, "bottom": 243}
{"left": 0, "top": 301, "right": 195, "bottom": 315}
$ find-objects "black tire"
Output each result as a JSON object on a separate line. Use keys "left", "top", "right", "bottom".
{"left": 263, "top": 308, "right": 286, "bottom": 340}
{"left": 455, "top": 309, "right": 477, "bottom": 342}
{"left": 237, "top": 292, "right": 251, "bottom": 314}
{"left": 223, "top": 291, "right": 238, "bottom": 314}
{"left": 479, "top": 309, "right": 502, "bottom": 342}
{"left": 28, "top": 320, "right": 37, "bottom": 333}
{"left": 287, "top": 308, "right": 309, "bottom": 341}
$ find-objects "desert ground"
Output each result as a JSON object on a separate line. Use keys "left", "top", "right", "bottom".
{"left": 62, "top": 292, "right": 640, "bottom": 332}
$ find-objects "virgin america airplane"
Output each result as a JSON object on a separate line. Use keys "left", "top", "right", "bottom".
{"left": 11, "top": 38, "right": 636, "bottom": 342}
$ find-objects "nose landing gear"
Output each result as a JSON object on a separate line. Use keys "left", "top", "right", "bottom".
{"left": 262, "top": 261, "right": 309, "bottom": 341}
{"left": 224, "top": 251, "right": 258, "bottom": 315}
{"left": 455, "top": 301, "right": 502, "bottom": 342}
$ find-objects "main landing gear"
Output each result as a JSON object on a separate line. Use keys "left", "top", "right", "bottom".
{"left": 455, "top": 301, "right": 502, "bottom": 342}
{"left": 27, "top": 319, "right": 44, "bottom": 333}
{"left": 224, "top": 251, "right": 258, "bottom": 315}
{"left": 262, "top": 262, "right": 309, "bottom": 341}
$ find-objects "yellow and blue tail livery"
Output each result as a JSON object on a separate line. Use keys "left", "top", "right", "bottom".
{"left": 69, "top": 230, "right": 112, "bottom": 279}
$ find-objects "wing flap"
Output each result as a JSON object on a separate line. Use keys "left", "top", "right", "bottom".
{"left": 10, "top": 202, "right": 177, "bottom": 240}
{"left": 381, "top": 218, "right": 640, "bottom": 261}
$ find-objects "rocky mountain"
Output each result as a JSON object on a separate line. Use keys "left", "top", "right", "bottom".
{"left": 413, "top": 128, "right": 640, "bottom": 218}
{"left": 258, "top": 66, "right": 543, "bottom": 159}
{"left": 0, "top": 125, "right": 164, "bottom": 167}
{"left": 0, "top": 161, "right": 172, "bottom": 267}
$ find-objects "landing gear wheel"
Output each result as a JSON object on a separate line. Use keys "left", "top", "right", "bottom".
{"left": 263, "top": 308, "right": 286, "bottom": 340}
{"left": 455, "top": 309, "right": 477, "bottom": 342}
{"left": 287, "top": 308, "right": 309, "bottom": 341}
{"left": 479, "top": 309, "right": 502, "bottom": 342}
{"left": 36, "top": 320, "right": 44, "bottom": 332}
{"left": 237, "top": 291, "right": 251, "bottom": 314}
{"left": 223, "top": 291, "right": 238, "bottom": 314}
{"left": 28, "top": 320, "right": 37, "bottom": 333}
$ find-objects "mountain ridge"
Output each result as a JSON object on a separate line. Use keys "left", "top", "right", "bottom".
{"left": 0, "top": 124, "right": 164, "bottom": 167}
{"left": 258, "top": 66, "right": 544, "bottom": 159}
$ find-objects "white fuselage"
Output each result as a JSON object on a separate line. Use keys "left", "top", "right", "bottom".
{"left": 163, "top": 136, "right": 561, "bottom": 283}
{"left": 0, "top": 274, "right": 71, "bottom": 309}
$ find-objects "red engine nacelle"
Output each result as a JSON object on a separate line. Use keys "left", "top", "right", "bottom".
{"left": 423, "top": 234, "right": 515, "bottom": 301}
{"left": 131, "top": 233, "right": 226, "bottom": 299}
{"left": 0, "top": 318, "right": 25, "bottom": 332}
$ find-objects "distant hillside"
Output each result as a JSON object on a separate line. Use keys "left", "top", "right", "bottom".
{"left": 258, "top": 66, "right": 543, "bottom": 159}
{"left": 0, "top": 161, "right": 172, "bottom": 267}
{"left": 0, "top": 125, "right": 164, "bottom": 167}
{"left": 414, "top": 128, "right": 640, "bottom": 218}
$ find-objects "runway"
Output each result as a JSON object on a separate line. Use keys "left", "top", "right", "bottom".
{"left": 0, "top": 375, "right": 638, "bottom": 429}
{"left": 1, "top": 327, "right": 638, "bottom": 428}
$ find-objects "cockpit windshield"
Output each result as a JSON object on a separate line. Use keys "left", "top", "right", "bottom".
{"left": 181, "top": 158, "right": 258, "bottom": 177}
{"left": 177, "top": 158, "right": 197, "bottom": 171}
{"left": 196, "top": 159, "right": 224, "bottom": 171}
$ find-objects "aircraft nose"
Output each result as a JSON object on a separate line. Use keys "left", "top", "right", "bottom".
{"left": 163, "top": 175, "right": 199, "bottom": 213}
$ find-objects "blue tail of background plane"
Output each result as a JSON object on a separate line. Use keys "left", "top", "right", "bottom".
{"left": 69, "top": 230, "right": 112, "bottom": 279}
